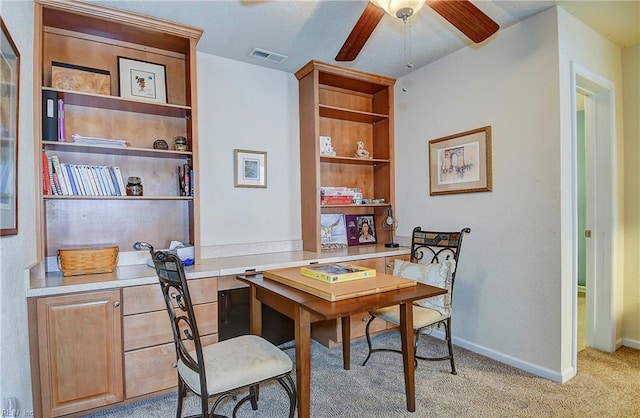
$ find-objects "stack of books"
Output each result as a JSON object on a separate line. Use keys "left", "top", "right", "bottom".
{"left": 299, "top": 263, "right": 376, "bottom": 283}
{"left": 42, "top": 151, "right": 126, "bottom": 196}
{"left": 320, "top": 186, "right": 362, "bottom": 205}
{"left": 71, "top": 134, "right": 128, "bottom": 147}
{"left": 177, "top": 163, "right": 193, "bottom": 197}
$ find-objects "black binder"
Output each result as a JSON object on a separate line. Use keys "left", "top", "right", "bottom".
{"left": 42, "top": 90, "right": 58, "bottom": 141}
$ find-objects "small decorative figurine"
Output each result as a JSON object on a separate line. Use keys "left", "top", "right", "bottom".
{"left": 153, "top": 139, "right": 169, "bottom": 150}
{"left": 354, "top": 141, "right": 370, "bottom": 159}
{"left": 320, "top": 136, "right": 336, "bottom": 156}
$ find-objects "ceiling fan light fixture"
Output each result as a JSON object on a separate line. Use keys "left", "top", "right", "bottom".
{"left": 370, "top": 0, "right": 425, "bottom": 20}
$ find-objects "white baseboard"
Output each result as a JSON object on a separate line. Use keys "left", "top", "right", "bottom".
{"left": 423, "top": 328, "right": 564, "bottom": 383}
{"left": 622, "top": 338, "right": 640, "bottom": 350}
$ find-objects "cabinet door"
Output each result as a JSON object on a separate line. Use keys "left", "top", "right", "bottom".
{"left": 37, "top": 290, "right": 123, "bottom": 417}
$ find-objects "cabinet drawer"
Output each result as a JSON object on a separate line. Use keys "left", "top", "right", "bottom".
{"left": 124, "top": 302, "right": 218, "bottom": 351}
{"left": 343, "top": 312, "right": 388, "bottom": 341}
{"left": 124, "top": 334, "right": 218, "bottom": 399}
{"left": 123, "top": 277, "right": 217, "bottom": 315}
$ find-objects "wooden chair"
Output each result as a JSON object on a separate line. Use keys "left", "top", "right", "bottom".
{"left": 361, "top": 227, "right": 470, "bottom": 374}
{"left": 134, "top": 242, "right": 296, "bottom": 418}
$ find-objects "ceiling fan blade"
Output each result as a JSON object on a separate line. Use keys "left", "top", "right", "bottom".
{"left": 427, "top": 0, "right": 499, "bottom": 43}
{"left": 335, "top": 2, "right": 385, "bottom": 62}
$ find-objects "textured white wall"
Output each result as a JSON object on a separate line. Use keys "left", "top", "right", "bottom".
{"left": 196, "top": 53, "right": 301, "bottom": 249}
{"left": 0, "top": 0, "right": 36, "bottom": 412}
{"left": 395, "top": 8, "right": 563, "bottom": 376}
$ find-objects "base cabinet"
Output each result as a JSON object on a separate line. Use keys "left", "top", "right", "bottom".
{"left": 36, "top": 290, "right": 123, "bottom": 418}
{"left": 122, "top": 277, "right": 218, "bottom": 398}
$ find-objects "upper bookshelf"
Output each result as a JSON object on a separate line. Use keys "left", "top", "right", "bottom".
{"left": 35, "top": 0, "right": 203, "bottom": 263}
{"left": 296, "top": 61, "right": 396, "bottom": 252}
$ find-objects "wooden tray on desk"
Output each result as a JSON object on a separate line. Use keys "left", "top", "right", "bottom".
{"left": 263, "top": 267, "right": 416, "bottom": 302}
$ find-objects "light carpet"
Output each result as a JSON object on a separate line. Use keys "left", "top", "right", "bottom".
{"left": 86, "top": 332, "right": 640, "bottom": 417}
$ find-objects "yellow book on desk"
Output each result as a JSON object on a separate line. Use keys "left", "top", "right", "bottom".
{"left": 299, "top": 263, "right": 376, "bottom": 283}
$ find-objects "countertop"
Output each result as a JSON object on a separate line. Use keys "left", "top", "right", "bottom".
{"left": 26, "top": 244, "right": 410, "bottom": 297}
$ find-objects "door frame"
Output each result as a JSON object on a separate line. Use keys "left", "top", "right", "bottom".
{"left": 570, "top": 62, "right": 619, "bottom": 372}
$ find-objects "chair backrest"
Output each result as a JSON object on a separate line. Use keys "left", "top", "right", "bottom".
{"left": 139, "top": 245, "right": 208, "bottom": 397}
{"left": 410, "top": 227, "right": 471, "bottom": 296}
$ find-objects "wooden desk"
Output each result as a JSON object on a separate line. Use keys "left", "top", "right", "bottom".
{"left": 237, "top": 271, "right": 447, "bottom": 418}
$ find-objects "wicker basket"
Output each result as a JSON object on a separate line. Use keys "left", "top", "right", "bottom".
{"left": 57, "top": 245, "right": 119, "bottom": 277}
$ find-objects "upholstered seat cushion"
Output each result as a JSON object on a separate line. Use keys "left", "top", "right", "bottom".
{"left": 177, "top": 334, "right": 293, "bottom": 396}
{"left": 370, "top": 304, "right": 445, "bottom": 329}
{"left": 392, "top": 259, "right": 455, "bottom": 317}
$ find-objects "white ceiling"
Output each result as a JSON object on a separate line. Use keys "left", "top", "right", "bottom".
{"left": 92, "top": 0, "right": 640, "bottom": 79}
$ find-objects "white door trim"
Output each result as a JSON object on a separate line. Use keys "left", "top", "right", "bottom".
{"left": 570, "top": 62, "right": 619, "bottom": 374}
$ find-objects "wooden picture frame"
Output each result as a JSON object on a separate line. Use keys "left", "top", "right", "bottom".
{"left": 118, "top": 57, "right": 167, "bottom": 103}
{"left": 234, "top": 149, "right": 267, "bottom": 188}
{"left": 51, "top": 62, "right": 110, "bottom": 95}
{"left": 1, "top": 18, "right": 19, "bottom": 236}
{"left": 429, "top": 126, "right": 492, "bottom": 195}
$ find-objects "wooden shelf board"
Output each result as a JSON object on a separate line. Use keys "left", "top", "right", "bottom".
{"left": 320, "top": 203, "right": 389, "bottom": 209}
{"left": 319, "top": 105, "right": 388, "bottom": 123}
{"left": 43, "top": 88, "right": 191, "bottom": 118}
{"left": 320, "top": 155, "right": 389, "bottom": 165}
{"left": 44, "top": 195, "right": 193, "bottom": 201}
{"left": 42, "top": 141, "right": 192, "bottom": 159}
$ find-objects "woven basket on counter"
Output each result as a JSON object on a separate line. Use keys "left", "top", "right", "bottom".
{"left": 57, "top": 245, "right": 119, "bottom": 277}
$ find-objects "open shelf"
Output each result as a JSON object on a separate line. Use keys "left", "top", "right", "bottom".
{"left": 42, "top": 141, "right": 192, "bottom": 159}
{"left": 42, "top": 87, "right": 191, "bottom": 118}
{"left": 319, "top": 105, "right": 388, "bottom": 123}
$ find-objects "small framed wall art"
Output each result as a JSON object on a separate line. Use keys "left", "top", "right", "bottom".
{"left": 234, "top": 149, "right": 267, "bottom": 188}
{"left": 118, "top": 57, "right": 167, "bottom": 103}
{"left": 428, "top": 126, "right": 493, "bottom": 195}
{"left": 345, "top": 214, "right": 377, "bottom": 246}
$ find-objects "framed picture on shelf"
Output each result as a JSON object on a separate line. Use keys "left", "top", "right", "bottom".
{"left": 428, "top": 126, "right": 492, "bottom": 195}
{"left": 1, "top": 18, "right": 19, "bottom": 236}
{"left": 118, "top": 57, "right": 167, "bottom": 103}
{"left": 346, "top": 214, "right": 376, "bottom": 246}
{"left": 51, "top": 61, "right": 110, "bottom": 95}
{"left": 320, "top": 213, "right": 347, "bottom": 250}
{"left": 234, "top": 149, "right": 267, "bottom": 188}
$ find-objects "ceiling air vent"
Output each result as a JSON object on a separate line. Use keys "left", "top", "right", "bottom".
{"left": 249, "top": 47, "right": 288, "bottom": 64}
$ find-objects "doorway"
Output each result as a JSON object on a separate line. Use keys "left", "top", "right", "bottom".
{"left": 571, "top": 62, "right": 619, "bottom": 371}
{"left": 576, "top": 90, "right": 587, "bottom": 352}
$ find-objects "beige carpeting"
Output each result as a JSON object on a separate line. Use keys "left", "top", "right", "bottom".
{"left": 87, "top": 332, "right": 640, "bottom": 417}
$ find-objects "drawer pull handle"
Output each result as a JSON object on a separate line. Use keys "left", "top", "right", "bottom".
{"left": 113, "top": 301, "right": 120, "bottom": 307}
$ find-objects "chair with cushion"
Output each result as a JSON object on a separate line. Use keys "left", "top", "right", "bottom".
{"left": 134, "top": 242, "right": 296, "bottom": 418}
{"left": 361, "top": 227, "right": 470, "bottom": 374}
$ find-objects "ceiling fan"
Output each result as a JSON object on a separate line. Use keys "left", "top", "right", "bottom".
{"left": 335, "top": 0, "right": 499, "bottom": 62}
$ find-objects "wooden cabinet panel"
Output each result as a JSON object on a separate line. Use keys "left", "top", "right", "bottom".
{"left": 122, "top": 277, "right": 217, "bottom": 315}
{"left": 124, "top": 302, "right": 218, "bottom": 351}
{"left": 37, "top": 290, "right": 123, "bottom": 417}
{"left": 125, "top": 334, "right": 217, "bottom": 398}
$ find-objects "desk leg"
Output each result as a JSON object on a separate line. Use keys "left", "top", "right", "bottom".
{"left": 295, "top": 307, "right": 312, "bottom": 418}
{"left": 341, "top": 316, "right": 351, "bottom": 370}
{"left": 248, "top": 286, "right": 262, "bottom": 336}
{"left": 399, "top": 302, "right": 416, "bottom": 412}
{"left": 248, "top": 286, "right": 263, "bottom": 402}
